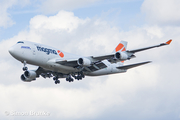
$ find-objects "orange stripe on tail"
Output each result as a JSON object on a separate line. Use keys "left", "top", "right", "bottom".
{"left": 122, "top": 47, "right": 126, "bottom": 52}
{"left": 115, "top": 43, "right": 124, "bottom": 52}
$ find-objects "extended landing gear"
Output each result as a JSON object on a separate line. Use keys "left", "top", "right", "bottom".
{"left": 53, "top": 77, "right": 60, "bottom": 84}
{"left": 72, "top": 72, "right": 85, "bottom": 80}
{"left": 55, "top": 80, "right": 60, "bottom": 84}
{"left": 22, "top": 61, "right": 28, "bottom": 71}
{"left": 23, "top": 67, "right": 28, "bottom": 71}
{"left": 52, "top": 72, "right": 85, "bottom": 84}
{"left": 66, "top": 75, "right": 74, "bottom": 82}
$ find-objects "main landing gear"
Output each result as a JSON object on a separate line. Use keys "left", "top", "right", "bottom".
{"left": 66, "top": 75, "right": 74, "bottom": 82}
{"left": 53, "top": 77, "right": 60, "bottom": 84}
{"left": 72, "top": 72, "right": 85, "bottom": 80}
{"left": 65, "top": 72, "right": 85, "bottom": 83}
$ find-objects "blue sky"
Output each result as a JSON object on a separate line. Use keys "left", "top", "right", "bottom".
{"left": 1, "top": 0, "right": 180, "bottom": 120}
{"left": 0, "top": 0, "right": 144, "bottom": 40}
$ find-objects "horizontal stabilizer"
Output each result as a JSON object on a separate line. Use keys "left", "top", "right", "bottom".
{"left": 116, "top": 61, "right": 151, "bottom": 70}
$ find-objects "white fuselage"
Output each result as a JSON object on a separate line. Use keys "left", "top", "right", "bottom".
{"left": 9, "top": 41, "right": 126, "bottom": 76}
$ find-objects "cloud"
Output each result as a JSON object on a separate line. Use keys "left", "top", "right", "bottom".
{"left": 0, "top": 81, "right": 123, "bottom": 119}
{"left": 40, "top": 0, "right": 101, "bottom": 14}
{"left": 28, "top": 11, "right": 122, "bottom": 55}
{"left": 1, "top": 10, "right": 180, "bottom": 120}
{"left": 30, "top": 10, "right": 89, "bottom": 32}
{"left": 0, "top": 0, "right": 30, "bottom": 28}
{"left": 0, "top": 66, "right": 159, "bottom": 119}
{"left": 141, "top": 0, "right": 180, "bottom": 26}
{"left": 0, "top": 0, "right": 16, "bottom": 28}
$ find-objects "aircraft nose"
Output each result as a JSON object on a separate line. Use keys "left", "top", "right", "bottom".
{"left": 9, "top": 44, "right": 24, "bottom": 60}
{"left": 8, "top": 46, "right": 15, "bottom": 55}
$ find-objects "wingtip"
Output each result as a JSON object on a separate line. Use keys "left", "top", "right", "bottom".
{"left": 146, "top": 61, "right": 152, "bottom": 64}
{"left": 166, "top": 39, "right": 172, "bottom": 45}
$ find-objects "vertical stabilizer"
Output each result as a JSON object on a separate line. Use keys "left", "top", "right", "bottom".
{"left": 112, "top": 41, "right": 128, "bottom": 53}
{"left": 112, "top": 41, "right": 128, "bottom": 64}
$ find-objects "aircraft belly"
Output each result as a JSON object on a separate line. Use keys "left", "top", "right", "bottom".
{"left": 45, "top": 62, "right": 78, "bottom": 74}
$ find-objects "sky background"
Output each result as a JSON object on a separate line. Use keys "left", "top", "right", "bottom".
{"left": 0, "top": 0, "right": 180, "bottom": 120}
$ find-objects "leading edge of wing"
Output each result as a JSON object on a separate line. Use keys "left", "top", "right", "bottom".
{"left": 127, "top": 39, "right": 172, "bottom": 53}
{"left": 116, "top": 61, "right": 151, "bottom": 70}
{"left": 56, "top": 59, "right": 78, "bottom": 67}
{"left": 91, "top": 54, "right": 114, "bottom": 61}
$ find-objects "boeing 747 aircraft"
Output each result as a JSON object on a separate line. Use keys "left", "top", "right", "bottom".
{"left": 9, "top": 40, "right": 172, "bottom": 84}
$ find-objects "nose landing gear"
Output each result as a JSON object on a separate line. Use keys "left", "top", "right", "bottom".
{"left": 22, "top": 61, "right": 28, "bottom": 71}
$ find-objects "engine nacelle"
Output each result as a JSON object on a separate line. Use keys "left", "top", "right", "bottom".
{"left": 115, "top": 52, "right": 128, "bottom": 60}
{"left": 21, "top": 70, "right": 36, "bottom": 82}
{"left": 77, "top": 58, "right": 92, "bottom": 66}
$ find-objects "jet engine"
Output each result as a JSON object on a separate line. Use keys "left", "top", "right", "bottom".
{"left": 115, "top": 52, "right": 128, "bottom": 60}
{"left": 21, "top": 70, "right": 37, "bottom": 82}
{"left": 77, "top": 58, "right": 92, "bottom": 66}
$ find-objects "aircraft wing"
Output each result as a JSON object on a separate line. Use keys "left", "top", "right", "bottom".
{"left": 56, "top": 53, "right": 122, "bottom": 69}
{"left": 127, "top": 40, "right": 172, "bottom": 53}
{"left": 77, "top": 40, "right": 172, "bottom": 62}
{"left": 116, "top": 61, "right": 151, "bottom": 70}
{"left": 91, "top": 54, "right": 114, "bottom": 61}
{"left": 56, "top": 59, "right": 78, "bottom": 67}
{"left": 56, "top": 59, "right": 107, "bottom": 72}
{"left": 55, "top": 40, "right": 171, "bottom": 71}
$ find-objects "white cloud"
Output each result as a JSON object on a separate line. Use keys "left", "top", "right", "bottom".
{"left": 0, "top": 65, "right": 159, "bottom": 119}
{"left": 1, "top": 10, "right": 180, "bottom": 119}
{"left": 0, "top": 0, "right": 30, "bottom": 28}
{"left": 0, "top": 0, "right": 16, "bottom": 27}
{"left": 30, "top": 10, "right": 89, "bottom": 32}
{"left": 40, "top": 0, "right": 101, "bottom": 14}
{"left": 141, "top": 0, "right": 180, "bottom": 25}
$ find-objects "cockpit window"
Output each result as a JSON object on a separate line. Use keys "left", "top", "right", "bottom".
{"left": 17, "top": 41, "right": 24, "bottom": 44}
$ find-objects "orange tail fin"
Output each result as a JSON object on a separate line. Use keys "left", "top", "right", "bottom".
{"left": 112, "top": 41, "right": 128, "bottom": 53}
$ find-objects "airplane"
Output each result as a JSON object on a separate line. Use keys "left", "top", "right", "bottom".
{"left": 8, "top": 39, "right": 172, "bottom": 84}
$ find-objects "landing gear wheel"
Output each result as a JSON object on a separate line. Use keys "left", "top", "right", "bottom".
{"left": 74, "top": 72, "right": 84, "bottom": 80}
{"left": 76, "top": 75, "right": 82, "bottom": 80}
{"left": 23, "top": 67, "right": 28, "bottom": 71}
{"left": 55, "top": 80, "right": 60, "bottom": 84}
{"left": 66, "top": 76, "right": 74, "bottom": 82}
{"left": 53, "top": 77, "right": 57, "bottom": 81}
{"left": 70, "top": 78, "right": 74, "bottom": 82}
{"left": 57, "top": 80, "right": 60, "bottom": 84}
